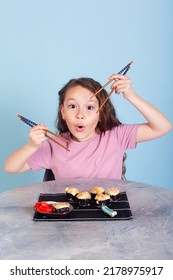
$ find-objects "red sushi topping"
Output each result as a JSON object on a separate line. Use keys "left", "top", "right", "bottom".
{"left": 34, "top": 201, "right": 53, "bottom": 213}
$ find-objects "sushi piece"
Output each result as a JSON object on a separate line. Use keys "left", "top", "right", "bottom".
{"left": 106, "top": 187, "right": 120, "bottom": 200}
{"left": 76, "top": 191, "right": 91, "bottom": 207}
{"left": 95, "top": 193, "right": 111, "bottom": 206}
{"left": 66, "top": 187, "right": 79, "bottom": 201}
{"left": 90, "top": 186, "right": 105, "bottom": 199}
{"left": 53, "top": 202, "right": 71, "bottom": 213}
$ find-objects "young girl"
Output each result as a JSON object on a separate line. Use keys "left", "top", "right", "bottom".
{"left": 4, "top": 74, "right": 172, "bottom": 180}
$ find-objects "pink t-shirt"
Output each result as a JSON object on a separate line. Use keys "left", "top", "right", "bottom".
{"left": 27, "top": 124, "right": 138, "bottom": 180}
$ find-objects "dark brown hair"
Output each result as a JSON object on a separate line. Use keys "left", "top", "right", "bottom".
{"left": 55, "top": 77, "right": 127, "bottom": 179}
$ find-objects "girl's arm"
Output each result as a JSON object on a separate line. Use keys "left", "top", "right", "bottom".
{"left": 4, "top": 123, "right": 48, "bottom": 173}
{"left": 109, "top": 74, "right": 172, "bottom": 143}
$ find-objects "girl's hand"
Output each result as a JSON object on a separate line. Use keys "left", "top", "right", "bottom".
{"left": 108, "top": 74, "right": 137, "bottom": 99}
{"left": 29, "top": 123, "right": 48, "bottom": 148}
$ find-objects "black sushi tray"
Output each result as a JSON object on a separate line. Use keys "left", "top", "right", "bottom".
{"left": 33, "top": 192, "right": 133, "bottom": 221}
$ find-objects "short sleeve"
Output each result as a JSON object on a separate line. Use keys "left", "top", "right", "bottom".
{"left": 116, "top": 124, "right": 138, "bottom": 150}
{"left": 27, "top": 140, "right": 52, "bottom": 171}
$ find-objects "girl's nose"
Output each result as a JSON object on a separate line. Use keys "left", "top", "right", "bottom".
{"left": 76, "top": 114, "right": 84, "bottom": 119}
{"left": 76, "top": 108, "right": 84, "bottom": 119}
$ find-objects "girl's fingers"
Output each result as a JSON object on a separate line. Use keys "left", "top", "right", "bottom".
{"left": 31, "top": 123, "right": 48, "bottom": 131}
{"left": 114, "top": 85, "right": 127, "bottom": 94}
{"left": 111, "top": 80, "right": 131, "bottom": 92}
{"left": 109, "top": 73, "right": 129, "bottom": 80}
{"left": 29, "top": 123, "right": 48, "bottom": 144}
{"left": 108, "top": 73, "right": 136, "bottom": 98}
{"left": 108, "top": 74, "right": 134, "bottom": 97}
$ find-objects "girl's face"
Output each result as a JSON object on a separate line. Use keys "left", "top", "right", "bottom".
{"left": 60, "top": 85, "right": 100, "bottom": 142}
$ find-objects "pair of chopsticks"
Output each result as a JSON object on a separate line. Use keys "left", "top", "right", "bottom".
{"left": 18, "top": 114, "right": 70, "bottom": 151}
{"left": 91, "top": 61, "right": 133, "bottom": 112}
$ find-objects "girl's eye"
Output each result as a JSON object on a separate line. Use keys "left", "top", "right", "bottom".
{"left": 87, "top": 105, "right": 94, "bottom": 110}
{"left": 69, "top": 104, "right": 76, "bottom": 109}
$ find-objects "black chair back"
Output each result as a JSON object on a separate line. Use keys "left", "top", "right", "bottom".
{"left": 43, "top": 169, "right": 55, "bottom": 181}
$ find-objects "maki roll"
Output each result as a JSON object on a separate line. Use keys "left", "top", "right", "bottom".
{"left": 95, "top": 193, "right": 111, "bottom": 207}
{"left": 76, "top": 191, "right": 91, "bottom": 207}
{"left": 106, "top": 187, "right": 120, "bottom": 200}
{"left": 66, "top": 187, "right": 79, "bottom": 201}
{"left": 90, "top": 186, "right": 105, "bottom": 199}
{"left": 53, "top": 202, "right": 71, "bottom": 213}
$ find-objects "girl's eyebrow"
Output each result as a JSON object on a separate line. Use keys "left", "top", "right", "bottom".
{"left": 66, "top": 98, "right": 98, "bottom": 103}
{"left": 87, "top": 99, "right": 98, "bottom": 103}
{"left": 66, "top": 98, "right": 76, "bottom": 101}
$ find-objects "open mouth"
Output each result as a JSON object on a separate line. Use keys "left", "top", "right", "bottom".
{"left": 75, "top": 125, "right": 85, "bottom": 132}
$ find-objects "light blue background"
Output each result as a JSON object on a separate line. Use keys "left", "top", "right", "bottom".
{"left": 0, "top": 0, "right": 172, "bottom": 192}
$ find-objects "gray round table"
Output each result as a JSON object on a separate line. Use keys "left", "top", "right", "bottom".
{"left": 0, "top": 178, "right": 173, "bottom": 260}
